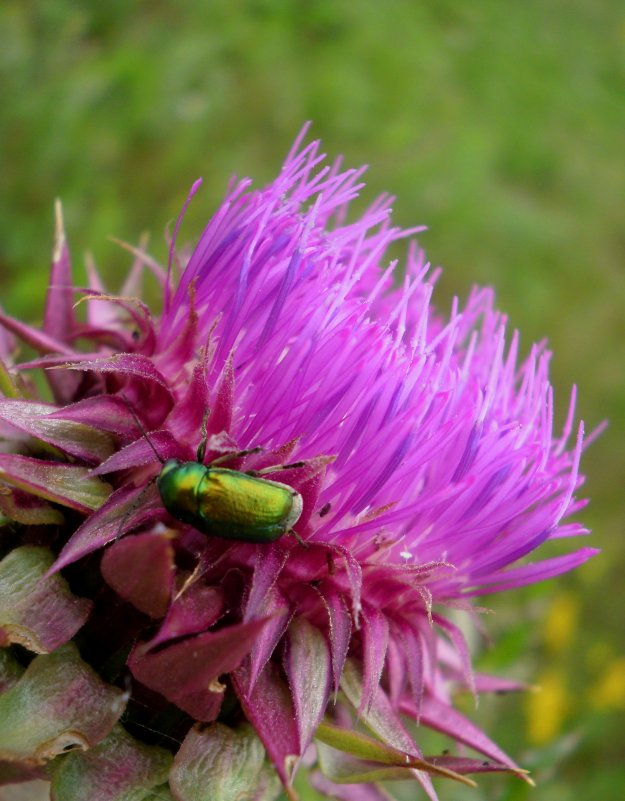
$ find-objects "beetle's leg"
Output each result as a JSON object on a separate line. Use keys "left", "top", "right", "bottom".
{"left": 288, "top": 528, "right": 309, "bottom": 548}
{"left": 247, "top": 460, "right": 306, "bottom": 477}
{"left": 209, "top": 446, "right": 264, "bottom": 467}
{"left": 196, "top": 410, "right": 211, "bottom": 464}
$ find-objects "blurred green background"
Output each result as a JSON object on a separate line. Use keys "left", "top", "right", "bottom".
{"left": 0, "top": 1, "right": 623, "bottom": 799}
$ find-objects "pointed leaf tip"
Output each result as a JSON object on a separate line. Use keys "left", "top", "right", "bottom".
{"left": 284, "top": 617, "right": 331, "bottom": 754}
{"left": 315, "top": 722, "right": 476, "bottom": 786}
{"left": 233, "top": 661, "right": 300, "bottom": 793}
{"left": 316, "top": 740, "right": 476, "bottom": 788}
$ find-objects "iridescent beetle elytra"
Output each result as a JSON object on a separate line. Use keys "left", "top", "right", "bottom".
{"left": 125, "top": 400, "right": 306, "bottom": 544}
{"left": 156, "top": 455, "right": 304, "bottom": 543}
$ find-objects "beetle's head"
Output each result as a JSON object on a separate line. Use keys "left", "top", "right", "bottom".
{"left": 156, "top": 458, "right": 182, "bottom": 487}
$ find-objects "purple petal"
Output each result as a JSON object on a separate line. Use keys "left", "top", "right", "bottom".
{"left": 129, "top": 617, "right": 273, "bottom": 721}
{"left": 473, "top": 672, "right": 528, "bottom": 694}
{"left": 146, "top": 584, "right": 226, "bottom": 649}
{"left": 395, "top": 622, "right": 424, "bottom": 714}
{"left": 52, "top": 483, "right": 163, "bottom": 572}
{"left": 91, "top": 430, "right": 190, "bottom": 475}
{"left": 321, "top": 544, "right": 362, "bottom": 626}
{"left": 284, "top": 617, "right": 331, "bottom": 753}
{"left": 206, "top": 358, "right": 235, "bottom": 440}
{"left": 246, "top": 586, "right": 292, "bottom": 692}
{"left": 44, "top": 202, "right": 75, "bottom": 342}
{"left": 0, "top": 310, "right": 75, "bottom": 356}
{"left": 43, "top": 202, "right": 80, "bottom": 403}
{"left": 60, "top": 354, "right": 174, "bottom": 425}
{"left": 233, "top": 660, "right": 300, "bottom": 791}
{"left": 165, "top": 357, "right": 209, "bottom": 443}
{"left": 403, "top": 694, "right": 526, "bottom": 779}
{"left": 100, "top": 533, "right": 175, "bottom": 618}
{"left": 318, "top": 583, "right": 352, "bottom": 696}
{"left": 244, "top": 542, "right": 289, "bottom": 621}
{"left": 433, "top": 614, "right": 475, "bottom": 698}
{"left": 77, "top": 291, "right": 156, "bottom": 356}
{"left": 463, "top": 547, "right": 600, "bottom": 595}
{"left": 47, "top": 395, "right": 147, "bottom": 440}
{"left": 359, "top": 606, "right": 389, "bottom": 714}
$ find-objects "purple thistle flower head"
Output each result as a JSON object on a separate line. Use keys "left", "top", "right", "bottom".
{"left": 0, "top": 127, "right": 598, "bottom": 800}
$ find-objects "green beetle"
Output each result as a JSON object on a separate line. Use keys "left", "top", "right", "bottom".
{"left": 156, "top": 457, "right": 304, "bottom": 543}
{"left": 122, "top": 398, "right": 306, "bottom": 544}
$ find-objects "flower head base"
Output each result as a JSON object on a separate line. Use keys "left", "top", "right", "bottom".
{"left": 0, "top": 129, "right": 597, "bottom": 800}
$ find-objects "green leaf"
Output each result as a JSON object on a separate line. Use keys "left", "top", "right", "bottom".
{"left": 285, "top": 617, "right": 331, "bottom": 752}
{"left": 249, "top": 765, "right": 282, "bottom": 801}
{"left": 0, "top": 643, "right": 126, "bottom": 764}
{"left": 424, "top": 754, "right": 532, "bottom": 780}
{"left": 315, "top": 723, "right": 475, "bottom": 786}
{"left": 338, "top": 660, "right": 475, "bottom": 786}
{"left": 0, "top": 358, "right": 20, "bottom": 399}
{"left": 0, "top": 455, "right": 112, "bottom": 512}
{"left": 0, "top": 546, "right": 92, "bottom": 653}
{"left": 151, "top": 787, "right": 176, "bottom": 801}
{"left": 0, "top": 485, "right": 65, "bottom": 525}
{"left": 170, "top": 723, "right": 272, "bottom": 801}
{"left": 315, "top": 721, "right": 411, "bottom": 764}
{"left": 0, "top": 398, "right": 116, "bottom": 462}
{"left": 316, "top": 741, "right": 427, "bottom": 784}
{"left": 50, "top": 724, "right": 173, "bottom": 801}
{"left": 0, "top": 648, "right": 24, "bottom": 693}
{"left": 340, "top": 659, "right": 416, "bottom": 753}
{"left": 0, "top": 759, "right": 49, "bottom": 785}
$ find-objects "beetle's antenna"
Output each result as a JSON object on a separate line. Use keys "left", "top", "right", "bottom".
{"left": 115, "top": 480, "right": 158, "bottom": 542}
{"left": 209, "top": 446, "right": 264, "bottom": 467}
{"left": 120, "top": 393, "right": 165, "bottom": 464}
{"left": 248, "top": 460, "right": 306, "bottom": 476}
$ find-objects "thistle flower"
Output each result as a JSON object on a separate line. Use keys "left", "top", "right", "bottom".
{"left": 0, "top": 128, "right": 598, "bottom": 801}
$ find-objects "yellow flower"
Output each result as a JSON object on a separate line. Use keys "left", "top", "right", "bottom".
{"left": 526, "top": 669, "right": 569, "bottom": 744}
{"left": 589, "top": 657, "right": 625, "bottom": 710}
